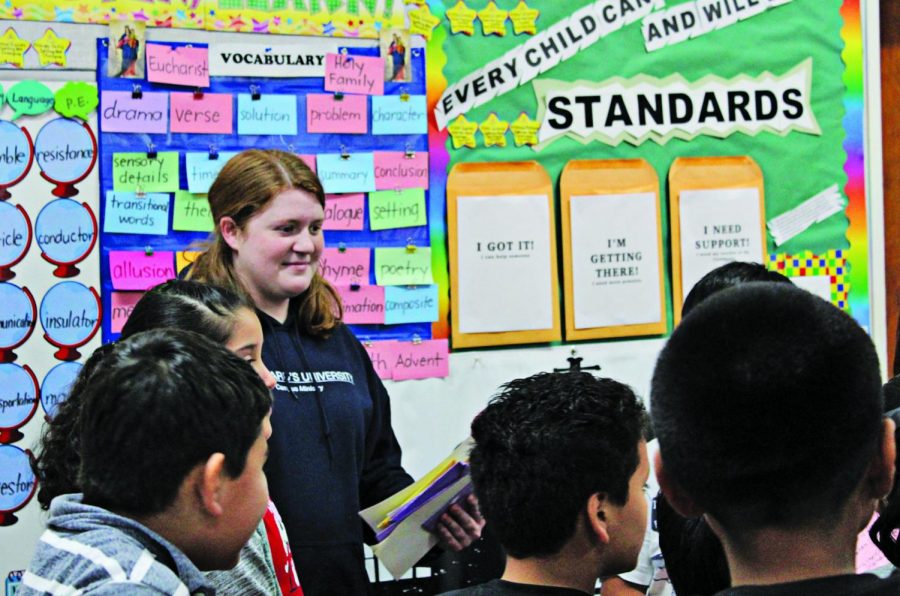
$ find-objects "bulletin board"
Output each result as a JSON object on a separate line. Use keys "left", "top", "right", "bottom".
{"left": 427, "top": 0, "right": 872, "bottom": 337}
{"left": 0, "top": 73, "right": 101, "bottom": 593}
{"left": 96, "top": 37, "right": 448, "bottom": 374}
{"left": 0, "top": 0, "right": 410, "bottom": 38}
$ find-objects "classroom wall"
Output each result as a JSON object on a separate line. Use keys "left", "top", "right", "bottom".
{"left": 0, "top": 1, "right": 887, "bottom": 588}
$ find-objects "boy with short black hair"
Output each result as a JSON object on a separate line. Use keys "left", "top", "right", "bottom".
{"left": 442, "top": 371, "right": 649, "bottom": 596}
{"left": 21, "top": 329, "right": 273, "bottom": 595}
{"left": 652, "top": 282, "right": 900, "bottom": 594}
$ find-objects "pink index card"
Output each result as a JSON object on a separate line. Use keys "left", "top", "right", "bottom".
{"left": 373, "top": 151, "right": 429, "bottom": 190}
{"left": 110, "top": 291, "right": 144, "bottom": 333}
{"left": 109, "top": 250, "right": 176, "bottom": 291}
{"left": 392, "top": 339, "right": 450, "bottom": 381}
{"left": 364, "top": 340, "right": 397, "bottom": 380}
{"left": 306, "top": 94, "right": 368, "bottom": 134}
{"left": 100, "top": 91, "right": 168, "bottom": 134}
{"left": 324, "top": 53, "right": 384, "bottom": 96}
{"left": 146, "top": 43, "right": 210, "bottom": 87}
{"left": 318, "top": 247, "right": 370, "bottom": 285}
{"left": 170, "top": 92, "right": 233, "bottom": 134}
{"left": 857, "top": 513, "right": 891, "bottom": 572}
{"left": 337, "top": 284, "right": 385, "bottom": 325}
{"left": 324, "top": 193, "right": 365, "bottom": 231}
{"left": 297, "top": 154, "right": 317, "bottom": 174}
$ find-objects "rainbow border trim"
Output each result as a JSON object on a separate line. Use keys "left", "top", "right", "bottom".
{"left": 839, "top": 0, "right": 869, "bottom": 330}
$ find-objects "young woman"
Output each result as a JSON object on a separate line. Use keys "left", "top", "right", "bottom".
{"left": 33, "top": 280, "right": 302, "bottom": 596}
{"left": 188, "top": 149, "right": 483, "bottom": 595}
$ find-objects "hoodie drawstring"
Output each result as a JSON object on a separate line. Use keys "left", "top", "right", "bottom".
{"left": 261, "top": 313, "right": 335, "bottom": 464}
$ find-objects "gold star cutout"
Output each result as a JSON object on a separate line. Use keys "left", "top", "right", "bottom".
{"left": 33, "top": 28, "right": 71, "bottom": 67}
{"left": 0, "top": 28, "right": 32, "bottom": 68}
{"left": 510, "top": 112, "right": 541, "bottom": 146}
{"left": 479, "top": 113, "right": 509, "bottom": 147}
{"left": 509, "top": 1, "right": 539, "bottom": 35}
{"left": 446, "top": 1, "right": 477, "bottom": 36}
{"left": 478, "top": 1, "right": 508, "bottom": 37}
{"left": 409, "top": 5, "right": 441, "bottom": 40}
{"left": 447, "top": 114, "right": 478, "bottom": 149}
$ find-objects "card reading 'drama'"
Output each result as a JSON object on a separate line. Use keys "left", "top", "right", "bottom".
{"left": 100, "top": 91, "right": 168, "bottom": 134}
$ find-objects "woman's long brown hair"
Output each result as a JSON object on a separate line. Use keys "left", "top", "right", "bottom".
{"left": 188, "top": 149, "right": 342, "bottom": 336}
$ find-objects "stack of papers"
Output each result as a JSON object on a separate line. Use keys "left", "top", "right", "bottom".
{"left": 360, "top": 438, "right": 474, "bottom": 579}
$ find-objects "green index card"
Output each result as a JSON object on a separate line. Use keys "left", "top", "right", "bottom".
{"left": 367, "top": 188, "right": 427, "bottom": 231}
{"left": 374, "top": 247, "right": 434, "bottom": 286}
{"left": 112, "top": 151, "right": 180, "bottom": 192}
{"left": 173, "top": 190, "right": 215, "bottom": 232}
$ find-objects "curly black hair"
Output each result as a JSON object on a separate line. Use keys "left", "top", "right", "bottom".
{"left": 32, "top": 280, "right": 253, "bottom": 509}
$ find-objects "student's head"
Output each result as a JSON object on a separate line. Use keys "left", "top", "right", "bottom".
{"left": 469, "top": 372, "right": 648, "bottom": 575}
{"left": 79, "top": 329, "right": 272, "bottom": 569}
{"left": 682, "top": 261, "right": 791, "bottom": 317}
{"left": 123, "top": 280, "right": 275, "bottom": 388}
{"left": 652, "top": 283, "right": 893, "bottom": 545}
{"left": 871, "top": 407, "right": 900, "bottom": 565}
{"left": 188, "top": 150, "right": 341, "bottom": 332}
{"left": 885, "top": 375, "right": 900, "bottom": 413}
{"left": 33, "top": 280, "right": 274, "bottom": 509}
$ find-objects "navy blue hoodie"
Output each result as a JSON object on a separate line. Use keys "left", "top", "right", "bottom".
{"left": 259, "top": 310, "right": 414, "bottom": 596}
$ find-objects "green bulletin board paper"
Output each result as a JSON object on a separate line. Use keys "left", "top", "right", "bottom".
{"left": 440, "top": 0, "right": 848, "bottom": 329}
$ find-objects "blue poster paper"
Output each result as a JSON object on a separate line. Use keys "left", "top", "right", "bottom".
{"left": 34, "top": 118, "right": 96, "bottom": 183}
{"left": 0, "top": 363, "right": 38, "bottom": 429}
{"left": 185, "top": 151, "right": 239, "bottom": 193}
{"left": 0, "top": 283, "right": 34, "bottom": 348}
{"left": 41, "top": 361, "right": 82, "bottom": 419}
{"left": 0, "top": 445, "right": 35, "bottom": 511}
{"left": 0, "top": 120, "right": 32, "bottom": 185}
{"left": 237, "top": 94, "right": 298, "bottom": 136}
{"left": 372, "top": 95, "right": 428, "bottom": 135}
{"left": 384, "top": 285, "right": 439, "bottom": 324}
{"left": 317, "top": 152, "right": 376, "bottom": 194}
{"left": 39, "top": 281, "right": 100, "bottom": 347}
{"left": 0, "top": 202, "right": 29, "bottom": 267}
{"left": 103, "top": 191, "right": 170, "bottom": 235}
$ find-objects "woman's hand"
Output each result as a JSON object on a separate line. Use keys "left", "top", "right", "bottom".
{"left": 434, "top": 494, "right": 486, "bottom": 552}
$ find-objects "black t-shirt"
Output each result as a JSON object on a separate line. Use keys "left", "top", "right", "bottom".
{"left": 440, "top": 579, "right": 591, "bottom": 596}
{"left": 714, "top": 573, "right": 900, "bottom": 596}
